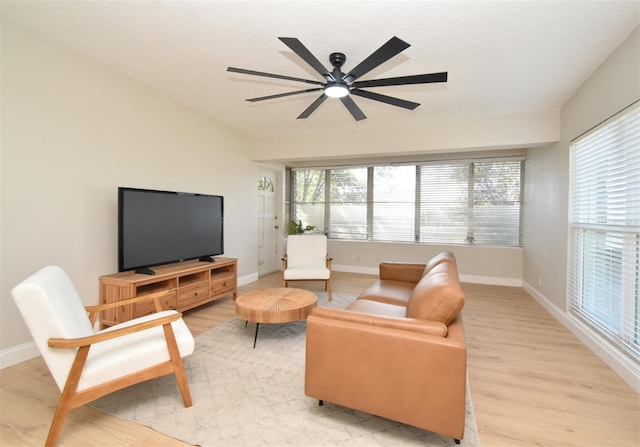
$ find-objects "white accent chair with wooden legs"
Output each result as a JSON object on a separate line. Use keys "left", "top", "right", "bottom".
{"left": 282, "top": 234, "right": 333, "bottom": 301}
{"left": 11, "top": 265, "right": 195, "bottom": 447}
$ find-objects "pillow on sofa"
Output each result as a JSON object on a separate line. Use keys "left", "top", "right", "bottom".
{"left": 356, "top": 280, "right": 416, "bottom": 307}
{"left": 406, "top": 262, "right": 464, "bottom": 325}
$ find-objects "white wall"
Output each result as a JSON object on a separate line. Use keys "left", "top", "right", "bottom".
{"left": 249, "top": 110, "right": 560, "bottom": 162}
{"left": 329, "top": 241, "right": 522, "bottom": 286}
{"left": 0, "top": 22, "right": 259, "bottom": 362}
{"left": 523, "top": 27, "right": 639, "bottom": 390}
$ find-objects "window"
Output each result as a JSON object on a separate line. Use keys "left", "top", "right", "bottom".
{"left": 258, "top": 176, "right": 274, "bottom": 192}
{"left": 373, "top": 166, "right": 416, "bottom": 242}
{"left": 290, "top": 169, "right": 325, "bottom": 232}
{"left": 568, "top": 101, "right": 640, "bottom": 363}
{"left": 418, "top": 162, "right": 469, "bottom": 244}
{"left": 290, "top": 157, "right": 524, "bottom": 247}
{"left": 472, "top": 160, "right": 523, "bottom": 245}
{"left": 329, "top": 167, "right": 368, "bottom": 240}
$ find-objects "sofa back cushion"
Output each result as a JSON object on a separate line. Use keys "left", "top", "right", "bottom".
{"left": 406, "top": 262, "right": 464, "bottom": 325}
{"left": 422, "top": 250, "right": 457, "bottom": 276}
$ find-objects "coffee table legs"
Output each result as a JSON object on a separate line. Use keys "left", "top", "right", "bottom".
{"left": 244, "top": 320, "right": 260, "bottom": 349}
{"left": 253, "top": 323, "right": 259, "bottom": 349}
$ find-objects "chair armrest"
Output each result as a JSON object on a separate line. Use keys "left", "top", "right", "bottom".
{"left": 311, "top": 307, "right": 447, "bottom": 337}
{"left": 85, "top": 290, "right": 172, "bottom": 325}
{"left": 85, "top": 290, "right": 171, "bottom": 313}
{"left": 48, "top": 311, "right": 183, "bottom": 349}
{"left": 326, "top": 254, "right": 332, "bottom": 269}
{"left": 379, "top": 262, "right": 426, "bottom": 283}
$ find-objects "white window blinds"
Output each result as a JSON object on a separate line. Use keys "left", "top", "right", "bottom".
{"left": 372, "top": 166, "right": 416, "bottom": 242}
{"left": 472, "top": 160, "right": 523, "bottom": 245}
{"left": 328, "top": 167, "right": 368, "bottom": 240}
{"left": 290, "top": 157, "right": 524, "bottom": 247}
{"left": 418, "top": 162, "right": 469, "bottom": 244}
{"left": 417, "top": 160, "right": 523, "bottom": 245}
{"left": 568, "top": 101, "right": 640, "bottom": 363}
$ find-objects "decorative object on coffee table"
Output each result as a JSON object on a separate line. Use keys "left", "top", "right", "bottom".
{"left": 235, "top": 287, "right": 317, "bottom": 348}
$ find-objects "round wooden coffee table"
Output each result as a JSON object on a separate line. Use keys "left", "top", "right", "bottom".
{"left": 235, "top": 288, "right": 317, "bottom": 348}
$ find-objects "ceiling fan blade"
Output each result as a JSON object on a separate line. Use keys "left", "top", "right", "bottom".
{"left": 278, "top": 37, "right": 335, "bottom": 82}
{"left": 340, "top": 96, "right": 367, "bottom": 121}
{"left": 227, "top": 67, "right": 324, "bottom": 86}
{"left": 352, "top": 72, "right": 448, "bottom": 88}
{"left": 246, "top": 88, "right": 324, "bottom": 102}
{"left": 342, "top": 36, "right": 411, "bottom": 84}
{"left": 351, "top": 89, "right": 420, "bottom": 110}
{"left": 297, "top": 94, "right": 328, "bottom": 119}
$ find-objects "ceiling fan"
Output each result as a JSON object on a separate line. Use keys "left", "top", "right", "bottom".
{"left": 227, "top": 36, "right": 447, "bottom": 121}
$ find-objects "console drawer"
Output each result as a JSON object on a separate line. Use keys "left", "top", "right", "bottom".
{"left": 178, "top": 281, "right": 210, "bottom": 310}
{"left": 211, "top": 274, "right": 234, "bottom": 296}
{"left": 133, "top": 290, "right": 177, "bottom": 318}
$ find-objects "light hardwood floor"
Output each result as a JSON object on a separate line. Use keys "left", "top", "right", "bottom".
{"left": 1, "top": 271, "right": 638, "bottom": 446}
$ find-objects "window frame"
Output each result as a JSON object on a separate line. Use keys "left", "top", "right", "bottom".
{"left": 567, "top": 100, "right": 640, "bottom": 364}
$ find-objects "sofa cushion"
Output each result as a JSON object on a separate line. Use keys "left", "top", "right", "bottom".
{"left": 346, "top": 298, "right": 408, "bottom": 318}
{"left": 423, "top": 251, "right": 457, "bottom": 276}
{"left": 283, "top": 266, "right": 330, "bottom": 280}
{"left": 356, "top": 280, "right": 415, "bottom": 307}
{"left": 406, "top": 262, "right": 464, "bottom": 325}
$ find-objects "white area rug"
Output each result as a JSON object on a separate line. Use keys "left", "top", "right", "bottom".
{"left": 92, "top": 292, "right": 480, "bottom": 446}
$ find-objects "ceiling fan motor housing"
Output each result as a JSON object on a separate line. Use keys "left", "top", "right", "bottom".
{"left": 330, "top": 52, "right": 346, "bottom": 69}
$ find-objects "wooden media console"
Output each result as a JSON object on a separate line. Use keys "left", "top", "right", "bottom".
{"left": 99, "top": 257, "right": 237, "bottom": 328}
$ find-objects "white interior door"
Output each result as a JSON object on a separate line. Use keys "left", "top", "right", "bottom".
{"left": 257, "top": 170, "right": 279, "bottom": 276}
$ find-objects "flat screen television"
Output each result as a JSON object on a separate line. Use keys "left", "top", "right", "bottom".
{"left": 118, "top": 187, "right": 224, "bottom": 274}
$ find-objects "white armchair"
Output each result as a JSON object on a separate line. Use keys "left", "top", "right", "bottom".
{"left": 282, "top": 234, "right": 332, "bottom": 301}
{"left": 11, "top": 266, "right": 195, "bottom": 446}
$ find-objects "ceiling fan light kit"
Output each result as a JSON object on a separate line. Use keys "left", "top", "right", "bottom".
{"left": 324, "top": 83, "right": 349, "bottom": 98}
{"left": 227, "top": 36, "right": 447, "bottom": 121}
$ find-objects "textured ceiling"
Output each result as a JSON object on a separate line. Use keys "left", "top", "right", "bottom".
{"left": 2, "top": 0, "right": 639, "bottom": 140}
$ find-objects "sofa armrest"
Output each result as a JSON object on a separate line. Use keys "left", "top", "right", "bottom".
{"left": 379, "top": 262, "right": 426, "bottom": 283}
{"left": 311, "top": 307, "right": 447, "bottom": 337}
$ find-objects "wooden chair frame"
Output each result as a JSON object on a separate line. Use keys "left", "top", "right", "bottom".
{"left": 282, "top": 254, "right": 333, "bottom": 301}
{"left": 43, "top": 290, "right": 192, "bottom": 446}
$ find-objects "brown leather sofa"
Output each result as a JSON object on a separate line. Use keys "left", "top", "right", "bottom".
{"left": 305, "top": 251, "right": 467, "bottom": 443}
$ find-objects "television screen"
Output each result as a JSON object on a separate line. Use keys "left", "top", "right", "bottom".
{"left": 118, "top": 187, "right": 224, "bottom": 273}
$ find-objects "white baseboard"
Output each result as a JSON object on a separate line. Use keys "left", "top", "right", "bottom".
{"left": 238, "top": 272, "right": 259, "bottom": 287}
{"left": 0, "top": 341, "right": 40, "bottom": 369}
{"left": 459, "top": 274, "right": 522, "bottom": 287}
{"left": 522, "top": 281, "right": 640, "bottom": 393}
